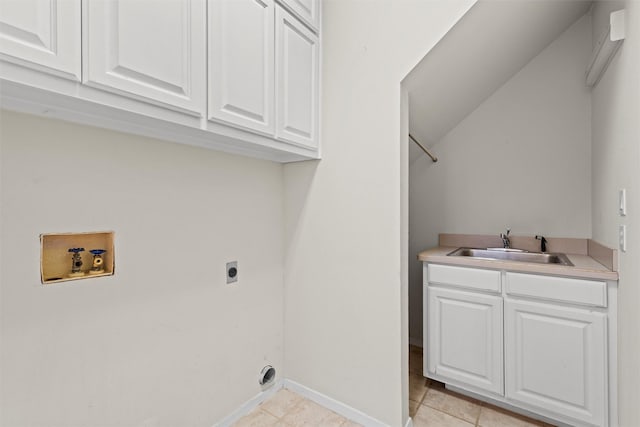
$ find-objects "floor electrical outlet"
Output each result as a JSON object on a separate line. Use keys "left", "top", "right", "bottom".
{"left": 226, "top": 261, "right": 238, "bottom": 284}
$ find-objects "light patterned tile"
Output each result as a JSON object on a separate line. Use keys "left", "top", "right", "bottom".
{"left": 422, "top": 387, "right": 481, "bottom": 424}
{"left": 260, "top": 388, "right": 303, "bottom": 418}
{"left": 413, "top": 405, "right": 474, "bottom": 427}
{"left": 409, "top": 399, "right": 421, "bottom": 417}
{"left": 281, "top": 399, "right": 339, "bottom": 426}
{"left": 409, "top": 373, "right": 428, "bottom": 402}
{"left": 340, "top": 421, "right": 364, "bottom": 427}
{"left": 478, "top": 405, "right": 546, "bottom": 427}
{"left": 318, "top": 411, "right": 350, "bottom": 427}
{"left": 233, "top": 409, "right": 278, "bottom": 427}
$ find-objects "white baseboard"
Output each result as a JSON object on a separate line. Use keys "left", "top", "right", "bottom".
{"left": 283, "top": 379, "right": 389, "bottom": 427}
{"left": 213, "top": 380, "right": 284, "bottom": 427}
{"left": 408, "top": 336, "right": 423, "bottom": 348}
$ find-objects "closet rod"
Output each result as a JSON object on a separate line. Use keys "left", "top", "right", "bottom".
{"left": 409, "top": 134, "right": 438, "bottom": 162}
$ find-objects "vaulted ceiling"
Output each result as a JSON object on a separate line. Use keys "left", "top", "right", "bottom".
{"left": 404, "top": 0, "right": 592, "bottom": 165}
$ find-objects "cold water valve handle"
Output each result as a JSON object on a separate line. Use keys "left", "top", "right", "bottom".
{"left": 68, "top": 247, "right": 85, "bottom": 276}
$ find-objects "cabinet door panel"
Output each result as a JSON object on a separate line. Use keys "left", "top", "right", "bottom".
{"left": 208, "top": 0, "right": 274, "bottom": 134}
{"left": 276, "top": 5, "right": 318, "bottom": 148}
{"left": 278, "top": 0, "right": 319, "bottom": 31}
{"left": 84, "top": 0, "right": 205, "bottom": 115}
{"left": 0, "top": 0, "right": 80, "bottom": 79}
{"left": 427, "top": 286, "right": 503, "bottom": 395}
{"left": 505, "top": 299, "right": 607, "bottom": 426}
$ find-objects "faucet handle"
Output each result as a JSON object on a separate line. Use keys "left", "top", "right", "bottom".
{"left": 535, "top": 235, "right": 547, "bottom": 252}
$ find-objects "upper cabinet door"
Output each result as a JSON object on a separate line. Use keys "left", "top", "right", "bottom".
{"left": 278, "top": 0, "right": 319, "bottom": 32}
{"left": 275, "top": 5, "right": 319, "bottom": 149}
{"left": 0, "top": 0, "right": 81, "bottom": 80}
{"left": 208, "top": 0, "right": 275, "bottom": 135}
{"left": 84, "top": 0, "right": 206, "bottom": 116}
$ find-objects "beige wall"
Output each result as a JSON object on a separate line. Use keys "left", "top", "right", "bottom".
{"left": 283, "top": 1, "right": 475, "bottom": 426}
{"left": 0, "top": 111, "right": 284, "bottom": 427}
{"left": 408, "top": 13, "right": 593, "bottom": 343}
{"left": 591, "top": 1, "right": 640, "bottom": 426}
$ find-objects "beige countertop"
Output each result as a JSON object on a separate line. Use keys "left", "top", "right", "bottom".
{"left": 418, "top": 246, "right": 618, "bottom": 281}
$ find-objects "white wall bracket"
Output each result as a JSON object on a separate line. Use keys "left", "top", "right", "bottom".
{"left": 586, "top": 9, "right": 625, "bottom": 88}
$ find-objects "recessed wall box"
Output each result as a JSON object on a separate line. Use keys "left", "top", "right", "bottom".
{"left": 40, "top": 231, "right": 115, "bottom": 284}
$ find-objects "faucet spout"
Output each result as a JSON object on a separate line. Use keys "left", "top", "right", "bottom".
{"left": 500, "top": 228, "right": 511, "bottom": 249}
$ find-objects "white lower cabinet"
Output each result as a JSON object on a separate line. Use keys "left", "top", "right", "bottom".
{"left": 505, "top": 298, "right": 607, "bottom": 426}
{"left": 427, "top": 287, "right": 503, "bottom": 395}
{"left": 424, "top": 263, "right": 616, "bottom": 427}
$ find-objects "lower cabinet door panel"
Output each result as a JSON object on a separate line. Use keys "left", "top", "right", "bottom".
{"left": 505, "top": 298, "right": 607, "bottom": 426}
{"left": 427, "top": 286, "right": 504, "bottom": 395}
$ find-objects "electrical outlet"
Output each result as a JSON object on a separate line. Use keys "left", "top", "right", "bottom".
{"left": 619, "top": 225, "right": 627, "bottom": 252}
{"left": 226, "top": 261, "right": 238, "bottom": 284}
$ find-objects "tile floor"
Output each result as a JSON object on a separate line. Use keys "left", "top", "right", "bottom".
{"left": 408, "top": 345, "right": 555, "bottom": 427}
{"left": 233, "top": 345, "right": 555, "bottom": 427}
{"left": 232, "top": 388, "right": 362, "bottom": 427}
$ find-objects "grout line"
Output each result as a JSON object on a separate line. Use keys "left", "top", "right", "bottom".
{"left": 276, "top": 389, "right": 358, "bottom": 427}
{"left": 475, "top": 402, "right": 484, "bottom": 427}
{"left": 409, "top": 351, "right": 543, "bottom": 427}
{"left": 414, "top": 373, "right": 483, "bottom": 427}
{"left": 257, "top": 388, "right": 303, "bottom": 423}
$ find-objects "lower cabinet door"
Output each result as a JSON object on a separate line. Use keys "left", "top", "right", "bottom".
{"left": 505, "top": 299, "right": 607, "bottom": 426}
{"left": 426, "top": 286, "right": 504, "bottom": 395}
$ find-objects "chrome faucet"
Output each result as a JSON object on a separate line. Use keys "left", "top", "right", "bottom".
{"left": 500, "top": 228, "right": 511, "bottom": 248}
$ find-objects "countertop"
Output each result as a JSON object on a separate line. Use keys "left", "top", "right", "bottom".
{"left": 418, "top": 246, "right": 619, "bottom": 281}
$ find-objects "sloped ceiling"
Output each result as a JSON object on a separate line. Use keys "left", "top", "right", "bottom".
{"left": 405, "top": 0, "right": 592, "bottom": 164}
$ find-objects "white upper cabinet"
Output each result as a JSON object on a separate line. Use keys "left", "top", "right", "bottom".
{"left": 275, "top": 5, "right": 319, "bottom": 148}
{"left": 278, "top": 0, "right": 320, "bottom": 32}
{"left": 0, "top": 0, "right": 80, "bottom": 80}
{"left": 208, "top": 0, "right": 275, "bottom": 135}
{"left": 83, "top": 0, "right": 206, "bottom": 116}
{"left": 0, "top": 0, "right": 320, "bottom": 161}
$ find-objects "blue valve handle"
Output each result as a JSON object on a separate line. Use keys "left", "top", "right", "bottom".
{"left": 90, "top": 249, "right": 106, "bottom": 255}
{"left": 68, "top": 248, "right": 85, "bottom": 253}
